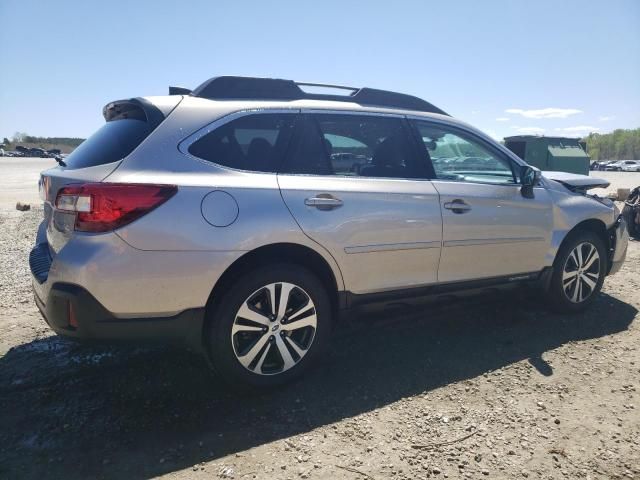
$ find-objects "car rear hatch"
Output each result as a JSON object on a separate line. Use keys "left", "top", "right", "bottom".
{"left": 39, "top": 96, "right": 181, "bottom": 258}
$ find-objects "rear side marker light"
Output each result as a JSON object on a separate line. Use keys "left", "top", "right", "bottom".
{"left": 55, "top": 183, "right": 177, "bottom": 233}
{"left": 68, "top": 301, "right": 78, "bottom": 328}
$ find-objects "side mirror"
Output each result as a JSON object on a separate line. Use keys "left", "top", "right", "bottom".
{"left": 520, "top": 165, "right": 541, "bottom": 198}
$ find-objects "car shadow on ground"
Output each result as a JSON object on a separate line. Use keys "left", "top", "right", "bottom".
{"left": 0, "top": 291, "right": 636, "bottom": 479}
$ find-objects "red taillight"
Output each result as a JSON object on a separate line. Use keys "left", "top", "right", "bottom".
{"left": 55, "top": 183, "right": 177, "bottom": 233}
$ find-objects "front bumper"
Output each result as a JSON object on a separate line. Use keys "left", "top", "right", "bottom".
{"left": 33, "top": 282, "right": 205, "bottom": 348}
{"left": 608, "top": 215, "right": 629, "bottom": 275}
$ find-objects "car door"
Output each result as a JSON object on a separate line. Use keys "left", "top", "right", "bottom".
{"left": 409, "top": 118, "right": 553, "bottom": 283}
{"left": 278, "top": 112, "right": 442, "bottom": 295}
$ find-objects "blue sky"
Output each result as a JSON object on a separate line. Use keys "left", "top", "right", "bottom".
{"left": 1, "top": 0, "right": 638, "bottom": 141}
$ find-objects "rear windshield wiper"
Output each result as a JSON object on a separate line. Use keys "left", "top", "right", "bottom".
{"left": 55, "top": 156, "right": 67, "bottom": 167}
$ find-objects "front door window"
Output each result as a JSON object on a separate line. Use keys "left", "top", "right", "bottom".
{"left": 413, "top": 122, "right": 516, "bottom": 184}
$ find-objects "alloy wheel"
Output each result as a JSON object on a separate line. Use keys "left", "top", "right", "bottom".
{"left": 231, "top": 282, "right": 317, "bottom": 375}
{"left": 562, "top": 242, "right": 601, "bottom": 303}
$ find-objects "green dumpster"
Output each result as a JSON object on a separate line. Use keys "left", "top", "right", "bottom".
{"left": 504, "top": 136, "right": 590, "bottom": 175}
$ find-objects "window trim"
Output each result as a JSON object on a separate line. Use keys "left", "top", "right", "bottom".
{"left": 178, "top": 108, "right": 300, "bottom": 173}
{"left": 280, "top": 110, "right": 433, "bottom": 181}
{"left": 407, "top": 116, "right": 524, "bottom": 186}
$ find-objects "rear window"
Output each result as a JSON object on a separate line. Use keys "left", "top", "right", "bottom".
{"left": 63, "top": 119, "right": 152, "bottom": 169}
{"left": 188, "top": 113, "right": 295, "bottom": 173}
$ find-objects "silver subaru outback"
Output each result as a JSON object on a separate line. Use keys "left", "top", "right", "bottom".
{"left": 31, "top": 76, "right": 628, "bottom": 388}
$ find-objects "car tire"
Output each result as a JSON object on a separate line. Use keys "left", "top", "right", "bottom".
{"left": 205, "top": 264, "right": 332, "bottom": 389}
{"left": 546, "top": 230, "right": 607, "bottom": 313}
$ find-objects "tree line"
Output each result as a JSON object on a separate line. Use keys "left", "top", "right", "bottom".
{"left": 3, "top": 132, "right": 85, "bottom": 149}
{"left": 584, "top": 128, "right": 640, "bottom": 160}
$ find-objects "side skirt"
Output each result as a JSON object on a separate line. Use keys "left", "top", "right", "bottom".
{"left": 340, "top": 268, "right": 553, "bottom": 310}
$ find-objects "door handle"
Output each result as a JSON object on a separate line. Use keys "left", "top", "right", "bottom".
{"left": 443, "top": 199, "right": 471, "bottom": 214}
{"left": 304, "top": 195, "right": 343, "bottom": 210}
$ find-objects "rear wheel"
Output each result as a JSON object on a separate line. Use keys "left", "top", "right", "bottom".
{"left": 206, "top": 264, "right": 332, "bottom": 388}
{"left": 547, "top": 230, "right": 607, "bottom": 312}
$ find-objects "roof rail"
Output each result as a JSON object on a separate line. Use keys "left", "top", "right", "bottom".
{"left": 189, "top": 76, "right": 448, "bottom": 115}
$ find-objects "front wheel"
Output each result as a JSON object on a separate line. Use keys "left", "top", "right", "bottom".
{"left": 546, "top": 231, "right": 607, "bottom": 313}
{"left": 206, "top": 264, "right": 332, "bottom": 389}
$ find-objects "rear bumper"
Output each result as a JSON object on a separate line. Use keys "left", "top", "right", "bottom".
{"left": 30, "top": 220, "right": 245, "bottom": 317}
{"left": 28, "top": 221, "right": 248, "bottom": 350}
{"left": 34, "top": 282, "right": 204, "bottom": 348}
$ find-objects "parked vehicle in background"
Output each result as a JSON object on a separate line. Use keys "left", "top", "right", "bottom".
{"left": 620, "top": 160, "right": 640, "bottom": 172}
{"left": 593, "top": 160, "right": 615, "bottom": 171}
{"left": 590, "top": 160, "right": 611, "bottom": 171}
{"left": 604, "top": 161, "right": 621, "bottom": 171}
{"left": 42, "top": 149, "right": 64, "bottom": 158}
{"left": 10, "top": 146, "right": 58, "bottom": 158}
{"left": 30, "top": 76, "right": 629, "bottom": 388}
{"left": 29, "top": 148, "right": 47, "bottom": 158}
{"left": 604, "top": 160, "right": 637, "bottom": 171}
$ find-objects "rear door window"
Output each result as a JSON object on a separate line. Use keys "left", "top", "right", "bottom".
{"left": 188, "top": 113, "right": 296, "bottom": 173}
{"left": 283, "top": 113, "right": 429, "bottom": 179}
{"left": 64, "top": 119, "right": 152, "bottom": 169}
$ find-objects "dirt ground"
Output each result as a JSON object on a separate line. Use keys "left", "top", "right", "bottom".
{"left": 0, "top": 172, "right": 638, "bottom": 480}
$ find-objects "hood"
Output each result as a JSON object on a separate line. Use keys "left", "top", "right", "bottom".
{"left": 542, "top": 171, "right": 609, "bottom": 192}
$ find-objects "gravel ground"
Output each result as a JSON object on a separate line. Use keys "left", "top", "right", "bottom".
{"left": 589, "top": 171, "right": 640, "bottom": 198}
{"left": 0, "top": 158, "right": 56, "bottom": 209}
{"left": 0, "top": 178, "right": 638, "bottom": 479}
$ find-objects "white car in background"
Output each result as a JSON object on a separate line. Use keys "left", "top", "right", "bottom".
{"left": 620, "top": 160, "right": 640, "bottom": 172}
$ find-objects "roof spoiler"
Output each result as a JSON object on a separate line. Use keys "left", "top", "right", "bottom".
{"left": 102, "top": 98, "right": 166, "bottom": 130}
{"left": 169, "top": 86, "right": 192, "bottom": 95}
